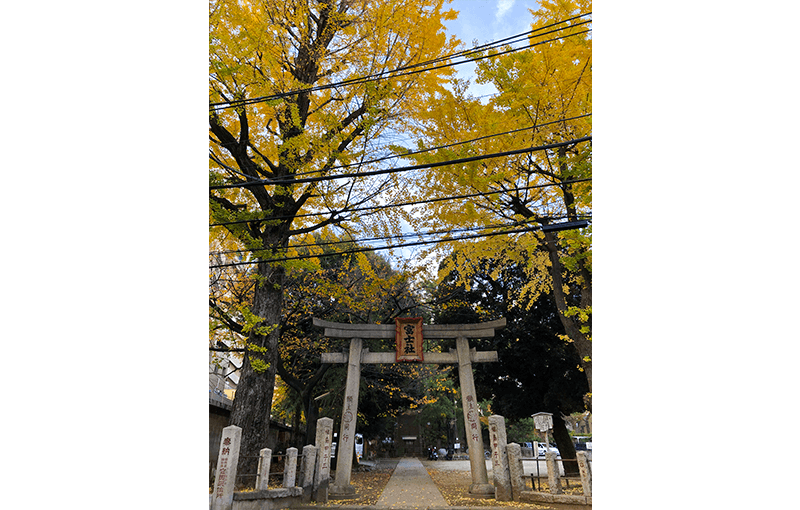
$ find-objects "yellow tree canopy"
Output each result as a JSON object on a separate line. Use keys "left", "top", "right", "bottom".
{"left": 210, "top": 0, "right": 461, "bottom": 254}
{"left": 401, "top": 0, "right": 593, "bottom": 392}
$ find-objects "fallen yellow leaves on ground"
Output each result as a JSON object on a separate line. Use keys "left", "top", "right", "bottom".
{"left": 307, "top": 468, "right": 395, "bottom": 506}
{"left": 427, "top": 469, "right": 563, "bottom": 509}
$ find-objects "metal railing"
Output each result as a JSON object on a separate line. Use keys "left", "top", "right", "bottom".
{"left": 226, "top": 453, "right": 302, "bottom": 489}
{"left": 524, "top": 456, "right": 592, "bottom": 496}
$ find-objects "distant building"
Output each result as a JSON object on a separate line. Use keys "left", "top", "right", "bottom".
{"left": 395, "top": 410, "right": 424, "bottom": 456}
{"left": 210, "top": 342, "right": 240, "bottom": 401}
{"left": 563, "top": 412, "right": 592, "bottom": 435}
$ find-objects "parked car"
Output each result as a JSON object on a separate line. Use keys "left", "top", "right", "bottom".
{"left": 573, "top": 436, "right": 592, "bottom": 449}
{"left": 536, "top": 442, "right": 560, "bottom": 457}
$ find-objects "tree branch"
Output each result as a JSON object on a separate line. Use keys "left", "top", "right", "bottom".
{"left": 210, "top": 298, "right": 244, "bottom": 335}
{"left": 287, "top": 214, "right": 345, "bottom": 237}
{"left": 210, "top": 112, "right": 274, "bottom": 210}
{"left": 248, "top": 142, "right": 278, "bottom": 175}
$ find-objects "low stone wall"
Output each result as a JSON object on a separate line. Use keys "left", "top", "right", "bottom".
{"left": 212, "top": 421, "right": 332, "bottom": 510}
{"left": 232, "top": 487, "right": 303, "bottom": 510}
{"left": 519, "top": 490, "right": 592, "bottom": 506}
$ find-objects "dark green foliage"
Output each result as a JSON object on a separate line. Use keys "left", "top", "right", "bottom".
{"left": 433, "top": 254, "right": 588, "bottom": 458}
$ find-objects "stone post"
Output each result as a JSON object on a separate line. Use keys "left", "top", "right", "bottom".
{"left": 299, "top": 445, "right": 317, "bottom": 503}
{"left": 577, "top": 451, "right": 592, "bottom": 497}
{"left": 506, "top": 443, "right": 525, "bottom": 501}
{"left": 212, "top": 425, "right": 242, "bottom": 510}
{"left": 331, "top": 337, "right": 363, "bottom": 498}
{"left": 313, "top": 417, "right": 334, "bottom": 503}
{"left": 545, "top": 452, "right": 563, "bottom": 494}
{"left": 255, "top": 447, "right": 272, "bottom": 491}
{"left": 456, "top": 336, "right": 494, "bottom": 497}
{"left": 283, "top": 447, "right": 298, "bottom": 488}
{"left": 488, "top": 415, "right": 512, "bottom": 501}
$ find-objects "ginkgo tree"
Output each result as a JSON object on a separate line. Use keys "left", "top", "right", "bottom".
{"left": 402, "top": 0, "right": 593, "bottom": 398}
{"left": 209, "top": 0, "right": 460, "bottom": 474}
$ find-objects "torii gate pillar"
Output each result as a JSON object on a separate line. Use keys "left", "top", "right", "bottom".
{"left": 315, "top": 318, "right": 504, "bottom": 499}
{"left": 455, "top": 335, "right": 495, "bottom": 496}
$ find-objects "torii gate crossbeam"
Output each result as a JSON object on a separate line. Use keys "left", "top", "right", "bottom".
{"left": 315, "top": 317, "right": 505, "bottom": 499}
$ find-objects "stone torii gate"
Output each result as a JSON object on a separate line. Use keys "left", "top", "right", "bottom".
{"left": 314, "top": 317, "right": 506, "bottom": 499}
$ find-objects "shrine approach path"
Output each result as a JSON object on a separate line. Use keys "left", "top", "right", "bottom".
{"left": 374, "top": 457, "right": 448, "bottom": 509}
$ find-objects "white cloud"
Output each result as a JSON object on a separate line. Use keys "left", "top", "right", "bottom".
{"left": 496, "top": 0, "right": 515, "bottom": 20}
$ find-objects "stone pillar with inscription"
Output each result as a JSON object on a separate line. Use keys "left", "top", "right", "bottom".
{"left": 330, "top": 337, "right": 363, "bottom": 498}
{"left": 488, "top": 415, "right": 512, "bottom": 501}
{"left": 313, "top": 417, "right": 334, "bottom": 503}
{"left": 212, "top": 425, "right": 242, "bottom": 510}
{"left": 457, "top": 336, "right": 495, "bottom": 497}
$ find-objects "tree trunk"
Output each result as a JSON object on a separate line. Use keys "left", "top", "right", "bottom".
{"left": 551, "top": 413, "right": 580, "bottom": 477}
{"left": 228, "top": 260, "right": 285, "bottom": 488}
{"left": 304, "top": 394, "right": 320, "bottom": 447}
{"left": 290, "top": 399, "right": 303, "bottom": 447}
{"left": 542, "top": 229, "right": 592, "bottom": 398}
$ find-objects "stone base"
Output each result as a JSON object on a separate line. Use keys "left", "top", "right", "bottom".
{"left": 328, "top": 484, "right": 358, "bottom": 499}
{"left": 466, "top": 483, "right": 496, "bottom": 498}
{"left": 232, "top": 488, "right": 304, "bottom": 510}
{"left": 519, "top": 490, "right": 591, "bottom": 506}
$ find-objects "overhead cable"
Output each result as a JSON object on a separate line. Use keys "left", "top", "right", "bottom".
{"left": 209, "top": 14, "right": 591, "bottom": 111}
{"left": 209, "top": 220, "right": 590, "bottom": 269}
{"left": 210, "top": 177, "right": 591, "bottom": 227}
{"left": 214, "top": 112, "right": 592, "bottom": 183}
{"left": 210, "top": 213, "right": 591, "bottom": 256}
{"left": 210, "top": 136, "right": 591, "bottom": 190}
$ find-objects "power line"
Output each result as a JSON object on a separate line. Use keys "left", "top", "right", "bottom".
{"left": 211, "top": 222, "right": 527, "bottom": 256}
{"left": 210, "top": 213, "right": 591, "bottom": 257}
{"left": 216, "top": 27, "right": 591, "bottom": 111}
{"left": 210, "top": 177, "right": 591, "bottom": 227}
{"left": 210, "top": 13, "right": 591, "bottom": 111}
{"left": 208, "top": 11, "right": 593, "bottom": 268}
{"left": 209, "top": 11, "right": 592, "bottom": 110}
{"left": 210, "top": 136, "right": 591, "bottom": 190}
{"left": 209, "top": 219, "right": 590, "bottom": 269}
{"left": 213, "top": 112, "right": 591, "bottom": 184}
{"left": 209, "top": 226, "right": 515, "bottom": 268}
{"left": 209, "top": 113, "right": 591, "bottom": 205}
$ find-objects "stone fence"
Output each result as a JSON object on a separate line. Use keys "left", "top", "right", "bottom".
{"left": 211, "top": 414, "right": 592, "bottom": 509}
{"left": 489, "top": 415, "right": 592, "bottom": 507}
{"left": 211, "top": 417, "right": 335, "bottom": 510}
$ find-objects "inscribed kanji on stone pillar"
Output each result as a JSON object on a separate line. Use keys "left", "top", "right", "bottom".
{"left": 395, "top": 317, "right": 423, "bottom": 362}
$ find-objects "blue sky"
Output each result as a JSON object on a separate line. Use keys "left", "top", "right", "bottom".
{"left": 443, "top": 0, "right": 540, "bottom": 98}
{"left": 444, "top": 0, "right": 538, "bottom": 48}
